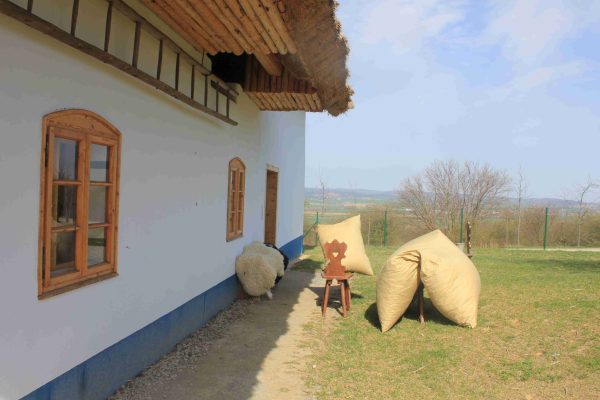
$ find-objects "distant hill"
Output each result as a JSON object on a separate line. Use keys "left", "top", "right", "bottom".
{"left": 304, "top": 187, "right": 598, "bottom": 210}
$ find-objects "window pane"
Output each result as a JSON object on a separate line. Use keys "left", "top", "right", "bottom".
{"left": 51, "top": 231, "right": 77, "bottom": 277}
{"left": 53, "top": 138, "right": 78, "bottom": 180}
{"left": 231, "top": 170, "right": 236, "bottom": 189}
{"left": 89, "top": 186, "right": 107, "bottom": 224}
{"left": 90, "top": 144, "right": 109, "bottom": 182}
{"left": 52, "top": 185, "right": 77, "bottom": 227}
{"left": 88, "top": 228, "right": 107, "bottom": 266}
{"left": 239, "top": 171, "right": 244, "bottom": 191}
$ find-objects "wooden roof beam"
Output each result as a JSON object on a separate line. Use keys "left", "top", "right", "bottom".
{"left": 254, "top": 52, "right": 281, "bottom": 76}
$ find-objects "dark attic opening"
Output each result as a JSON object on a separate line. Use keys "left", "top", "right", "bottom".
{"left": 210, "top": 53, "right": 247, "bottom": 85}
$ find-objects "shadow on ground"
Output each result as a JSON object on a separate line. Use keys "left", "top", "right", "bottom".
{"left": 123, "top": 266, "right": 319, "bottom": 400}
{"left": 364, "top": 296, "right": 454, "bottom": 331}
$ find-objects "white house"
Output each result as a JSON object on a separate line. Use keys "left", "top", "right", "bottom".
{"left": 0, "top": 0, "right": 351, "bottom": 398}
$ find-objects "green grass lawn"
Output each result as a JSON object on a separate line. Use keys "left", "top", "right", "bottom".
{"left": 297, "top": 247, "right": 600, "bottom": 400}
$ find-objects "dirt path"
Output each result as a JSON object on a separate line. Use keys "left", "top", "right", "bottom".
{"left": 112, "top": 266, "right": 330, "bottom": 400}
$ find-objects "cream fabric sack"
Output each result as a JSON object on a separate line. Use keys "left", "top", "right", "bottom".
{"left": 317, "top": 215, "right": 374, "bottom": 276}
{"left": 376, "top": 230, "right": 480, "bottom": 331}
{"left": 417, "top": 230, "right": 481, "bottom": 328}
{"left": 376, "top": 250, "right": 420, "bottom": 332}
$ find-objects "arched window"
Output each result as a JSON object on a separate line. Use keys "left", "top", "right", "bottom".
{"left": 38, "top": 110, "right": 121, "bottom": 298}
{"left": 226, "top": 157, "right": 245, "bottom": 241}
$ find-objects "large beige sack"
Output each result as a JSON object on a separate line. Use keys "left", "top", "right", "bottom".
{"left": 376, "top": 230, "right": 480, "bottom": 331}
{"left": 244, "top": 242, "right": 285, "bottom": 277}
{"left": 317, "top": 215, "right": 374, "bottom": 276}
{"left": 417, "top": 230, "right": 480, "bottom": 328}
{"left": 235, "top": 252, "right": 277, "bottom": 297}
{"left": 376, "top": 250, "right": 420, "bottom": 332}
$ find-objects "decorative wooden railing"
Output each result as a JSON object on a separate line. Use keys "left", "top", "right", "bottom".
{"left": 0, "top": 0, "right": 238, "bottom": 125}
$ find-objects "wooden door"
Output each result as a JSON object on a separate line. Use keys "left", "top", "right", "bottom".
{"left": 264, "top": 169, "right": 278, "bottom": 245}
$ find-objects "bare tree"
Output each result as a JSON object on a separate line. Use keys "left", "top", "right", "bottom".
{"left": 399, "top": 160, "right": 511, "bottom": 241}
{"left": 515, "top": 164, "right": 527, "bottom": 247}
{"left": 572, "top": 178, "right": 599, "bottom": 247}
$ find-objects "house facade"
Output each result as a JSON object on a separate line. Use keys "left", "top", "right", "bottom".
{"left": 0, "top": 0, "right": 351, "bottom": 399}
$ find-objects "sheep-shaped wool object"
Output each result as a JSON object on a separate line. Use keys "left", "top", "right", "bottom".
{"left": 235, "top": 252, "right": 277, "bottom": 297}
{"left": 243, "top": 242, "right": 285, "bottom": 277}
{"left": 235, "top": 242, "right": 285, "bottom": 297}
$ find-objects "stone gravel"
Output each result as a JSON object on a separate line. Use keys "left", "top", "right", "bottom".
{"left": 109, "top": 298, "right": 260, "bottom": 400}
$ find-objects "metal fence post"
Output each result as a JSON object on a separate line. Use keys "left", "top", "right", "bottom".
{"left": 460, "top": 207, "right": 464, "bottom": 243}
{"left": 543, "top": 207, "right": 549, "bottom": 250}
{"left": 383, "top": 210, "right": 388, "bottom": 247}
{"left": 316, "top": 211, "right": 319, "bottom": 225}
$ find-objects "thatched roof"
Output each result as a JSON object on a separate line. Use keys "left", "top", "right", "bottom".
{"left": 141, "top": 0, "right": 352, "bottom": 115}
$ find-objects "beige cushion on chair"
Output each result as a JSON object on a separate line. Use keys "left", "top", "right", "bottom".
{"left": 317, "top": 215, "right": 374, "bottom": 276}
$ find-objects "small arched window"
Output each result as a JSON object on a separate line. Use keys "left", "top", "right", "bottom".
{"left": 226, "top": 158, "right": 245, "bottom": 241}
{"left": 38, "top": 110, "right": 121, "bottom": 298}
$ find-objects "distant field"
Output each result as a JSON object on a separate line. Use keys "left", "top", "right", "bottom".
{"left": 297, "top": 247, "right": 600, "bottom": 400}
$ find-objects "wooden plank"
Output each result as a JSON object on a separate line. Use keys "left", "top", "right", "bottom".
{"left": 174, "top": 52, "right": 180, "bottom": 90}
{"left": 204, "top": 74, "right": 209, "bottom": 106}
{"left": 156, "top": 38, "right": 163, "bottom": 79}
{"left": 103, "top": 1, "right": 112, "bottom": 52}
{"left": 179, "top": 0, "right": 244, "bottom": 55}
{"left": 211, "top": 80, "right": 237, "bottom": 103}
{"left": 224, "top": 0, "right": 271, "bottom": 53}
{"left": 139, "top": 0, "right": 219, "bottom": 55}
{"left": 0, "top": 0, "right": 238, "bottom": 125}
{"left": 238, "top": 0, "right": 278, "bottom": 53}
{"left": 247, "top": 0, "right": 286, "bottom": 53}
{"left": 262, "top": 0, "right": 296, "bottom": 53}
{"left": 116, "top": 0, "right": 215, "bottom": 75}
{"left": 205, "top": 0, "right": 253, "bottom": 53}
{"left": 254, "top": 52, "right": 281, "bottom": 76}
{"left": 191, "top": 64, "right": 195, "bottom": 100}
{"left": 70, "top": 0, "right": 79, "bottom": 35}
{"left": 132, "top": 20, "right": 141, "bottom": 67}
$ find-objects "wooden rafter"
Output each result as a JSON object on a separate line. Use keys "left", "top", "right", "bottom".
{"left": 0, "top": 0, "right": 238, "bottom": 125}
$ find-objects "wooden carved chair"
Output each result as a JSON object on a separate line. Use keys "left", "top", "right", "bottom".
{"left": 321, "top": 240, "right": 353, "bottom": 317}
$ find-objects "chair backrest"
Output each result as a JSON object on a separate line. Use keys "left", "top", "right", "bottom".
{"left": 323, "top": 240, "right": 347, "bottom": 276}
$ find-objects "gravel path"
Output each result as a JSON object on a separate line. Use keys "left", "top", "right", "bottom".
{"left": 109, "top": 266, "right": 323, "bottom": 400}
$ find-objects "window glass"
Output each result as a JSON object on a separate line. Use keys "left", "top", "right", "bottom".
{"left": 90, "top": 144, "right": 109, "bottom": 182}
{"left": 53, "top": 138, "right": 78, "bottom": 180}
{"left": 88, "top": 228, "right": 107, "bottom": 266}
{"left": 89, "top": 186, "right": 107, "bottom": 224}
{"left": 52, "top": 185, "right": 77, "bottom": 227}
{"left": 51, "top": 231, "right": 77, "bottom": 277}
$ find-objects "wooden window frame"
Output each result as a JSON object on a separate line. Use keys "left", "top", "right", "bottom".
{"left": 226, "top": 157, "right": 245, "bottom": 241}
{"left": 38, "top": 110, "right": 121, "bottom": 299}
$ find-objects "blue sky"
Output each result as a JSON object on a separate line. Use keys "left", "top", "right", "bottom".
{"left": 305, "top": 0, "right": 600, "bottom": 198}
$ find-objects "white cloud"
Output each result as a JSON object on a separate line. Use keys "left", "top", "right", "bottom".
{"left": 489, "top": 61, "right": 588, "bottom": 101}
{"left": 361, "top": 0, "right": 466, "bottom": 53}
{"left": 512, "top": 135, "right": 540, "bottom": 149}
{"left": 484, "top": 0, "right": 600, "bottom": 65}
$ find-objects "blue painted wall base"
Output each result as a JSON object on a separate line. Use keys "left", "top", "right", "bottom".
{"left": 279, "top": 235, "right": 303, "bottom": 261}
{"left": 21, "top": 235, "right": 304, "bottom": 400}
{"left": 22, "top": 275, "right": 238, "bottom": 400}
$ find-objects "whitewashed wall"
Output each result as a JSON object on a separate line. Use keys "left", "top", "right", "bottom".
{"left": 260, "top": 112, "right": 306, "bottom": 247}
{"left": 0, "top": 8, "right": 305, "bottom": 399}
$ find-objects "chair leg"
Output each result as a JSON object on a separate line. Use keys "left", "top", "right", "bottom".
{"left": 345, "top": 281, "right": 351, "bottom": 310}
{"left": 417, "top": 284, "right": 425, "bottom": 324}
{"left": 340, "top": 280, "right": 347, "bottom": 317}
{"left": 322, "top": 280, "right": 331, "bottom": 317}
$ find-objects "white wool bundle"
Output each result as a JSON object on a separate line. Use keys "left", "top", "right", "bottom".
{"left": 235, "top": 252, "right": 277, "bottom": 297}
{"left": 243, "top": 242, "right": 285, "bottom": 277}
